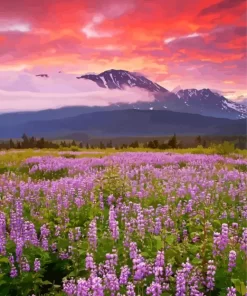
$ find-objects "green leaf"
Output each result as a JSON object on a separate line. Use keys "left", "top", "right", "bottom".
{"left": 154, "top": 236, "right": 163, "bottom": 249}
{"left": 141, "top": 252, "right": 149, "bottom": 258}
{"left": 42, "top": 280, "right": 52, "bottom": 285}
{"left": 165, "top": 234, "right": 176, "bottom": 245}
{"left": 0, "top": 257, "right": 9, "bottom": 263}
{"left": 192, "top": 257, "right": 202, "bottom": 265}
{"left": 231, "top": 279, "right": 246, "bottom": 295}
{"left": 54, "top": 284, "right": 61, "bottom": 289}
{"left": 189, "top": 244, "right": 200, "bottom": 254}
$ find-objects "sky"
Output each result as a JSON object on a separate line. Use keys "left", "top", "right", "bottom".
{"left": 0, "top": 0, "right": 246, "bottom": 111}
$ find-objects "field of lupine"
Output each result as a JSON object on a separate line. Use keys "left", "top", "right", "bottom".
{"left": 0, "top": 151, "right": 246, "bottom": 296}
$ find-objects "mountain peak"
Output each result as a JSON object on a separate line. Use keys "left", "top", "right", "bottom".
{"left": 77, "top": 69, "right": 168, "bottom": 93}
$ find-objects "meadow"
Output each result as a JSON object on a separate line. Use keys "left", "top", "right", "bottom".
{"left": 0, "top": 149, "right": 246, "bottom": 296}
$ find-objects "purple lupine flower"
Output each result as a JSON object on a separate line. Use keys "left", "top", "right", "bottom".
{"left": 107, "top": 194, "right": 115, "bottom": 205}
{"left": 126, "top": 282, "right": 136, "bottom": 296}
{"left": 189, "top": 280, "right": 204, "bottom": 296}
{"left": 21, "top": 257, "right": 30, "bottom": 272}
{"left": 119, "top": 265, "right": 131, "bottom": 285}
{"left": 165, "top": 263, "right": 173, "bottom": 280}
{"left": 41, "top": 237, "right": 49, "bottom": 251}
{"left": 68, "top": 230, "right": 74, "bottom": 242}
{"left": 59, "top": 251, "right": 69, "bottom": 260}
{"left": 213, "top": 232, "right": 221, "bottom": 256}
{"left": 75, "top": 227, "right": 81, "bottom": 241}
{"left": 109, "top": 205, "right": 119, "bottom": 240}
{"left": 104, "top": 271, "right": 119, "bottom": 293}
{"left": 227, "top": 287, "right": 237, "bottom": 296}
{"left": 133, "top": 255, "right": 148, "bottom": 281}
{"left": 146, "top": 281, "right": 162, "bottom": 296}
{"left": 154, "top": 250, "right": 165, "bottom": 281}
{"left": 154, "top": 217, "right": 162, "bottom": 235}
{"left": 129, "top": 242, "right": 138, "bottom": 259}
{"left": 77, "top": 278, "right": 90, "bottom": 296}
{"left": 8, "top": 255, "right": 15, "bottom": 265}
{"left": 99, "top": 192, "right": 104, "bottom": 210}
{"left": 175, "top": 270, "right": 186, "bottom": 296}
{"left": 228, "top": 250, "right": 237, "bottom": 272}
{"left": 105, "top": 251, "right": 118, "bottom": 268}
{"left": 91, "top": 276, "right": 104, "bottom": 296}
{"left": 10, "top": 265, "right": 18, "bottom": 278}
{"left": 40, "top": 224, "right": 50, "bottom": 237}
{"left": 136, "top": 209, "right": 145, "bottom": 237}
{"left": 51, "top": 242, "right": 57, "bottom": 253}
{"left": 206, "top": 260, "right": 216, "bottom": 291}
{"left": 155, "top": 250, "right": 164, "bottom": 268}
{"left": 55, "top": 225, "right": 61, "bottom": 237}
{"left": 181, "top": 258, "right": 193, "bottom": 277}
{"left": 23, "top": 221, "right": 39, "bottom": 246}
{"left": 219, "top": 223, "right": 229, "bottom": 251}
{"left": 240, "top": 228, "right": 247, "bottom": 255}
{"left": 88, "top": 219, "right": 97, "bottom": 249}
{"left": 34, "top": 258, "right": 41, "bottom": 272}
{"left": 85, "top": 253, "right": 96, "bottom": 271}
{"left": 15, "top": 236, "right": 24, "bottom": 260}
{"left": 63, "top": 279, "right": 76, "bottom": 296}
{"left": 0, "top": 212, "right": 6, "bottom": 255}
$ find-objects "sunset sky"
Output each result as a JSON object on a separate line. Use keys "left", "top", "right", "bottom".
{"left": 0, "top": 0, "right": 246, "bottom": 111}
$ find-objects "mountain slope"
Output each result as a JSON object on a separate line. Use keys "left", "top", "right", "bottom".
{"left": 0, "top": 109, "right": 245, "bottom": 138}
{"left": 173, "top": 89, "right": 247, "bottom": 119}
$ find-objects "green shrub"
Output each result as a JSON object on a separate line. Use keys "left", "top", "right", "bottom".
{"left": 214, "top": 141, "right": 235, "bottom": 155}
{"left": 71, "top": 146, "right": 80, "bottom": 152}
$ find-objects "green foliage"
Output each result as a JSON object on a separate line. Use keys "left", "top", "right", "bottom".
{"left": 234, "top": 164, "right": 247, "bottom": 172}
{"left": 31, "top": 168, "right": 69, "bottom": 180}
{"left": 70, "top": 145, "right": 79, "bottom": 152}
{"left": 213, "top": 141, "right": 236, "bottom": 155}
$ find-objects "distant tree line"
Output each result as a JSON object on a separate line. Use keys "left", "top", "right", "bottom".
{"left": 0, "top": 133, "right": 244, "bottom": 150}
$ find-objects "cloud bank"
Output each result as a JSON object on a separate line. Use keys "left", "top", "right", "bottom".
{"left": 0, "top": 71, "right": 154, "bottom": 112}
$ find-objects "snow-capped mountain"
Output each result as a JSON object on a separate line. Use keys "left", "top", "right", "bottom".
{"left": 76, "top": 69, "right": 247, "bottom": 119}
{"left": 171, "top": 88, "right": 247, "bottom": 119}
{"left": 77, "top": 69, "right": 168, "bottom": 93}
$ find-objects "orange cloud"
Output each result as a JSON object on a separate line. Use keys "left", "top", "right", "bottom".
{"left": 0, "top": 0, "right": 246, "bottom": 94}
{"left": 224, "top": 80, "right": 236, "bottom": 84}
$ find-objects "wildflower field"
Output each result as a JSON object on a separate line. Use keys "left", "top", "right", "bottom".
{"left": 0, "top": 151, "right": 246, "bottom": 296}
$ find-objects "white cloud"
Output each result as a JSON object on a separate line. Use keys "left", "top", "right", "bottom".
{"left": 0, "top": 24, "right": 30, "bottom": 32}
{"left": 164, "top": 32, "right": 204, "bottom": 44}
{"left": 164, "top": 37, "right": 176, "bottom": 44}
{"left": 0, "top": 71, "right": 154, "bottom": 112}
{"left": 81, "top": 14, "right": 114, "bottom": 38}
{"left": 0, "top": 88, "right": 154, "bottom": 112}
{"left": 82, "top": 25, "right": 113, "bottom": 38}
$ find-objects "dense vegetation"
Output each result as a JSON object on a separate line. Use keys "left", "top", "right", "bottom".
{"left": 0, "top": 150, "right": 246, "bottom": 295}
{"left": 0, "top": 134, "right": 246, "bottom": 152}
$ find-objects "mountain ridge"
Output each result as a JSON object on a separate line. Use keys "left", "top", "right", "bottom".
{"left": 0, "top": 109, "right": 245, "bottom": 139}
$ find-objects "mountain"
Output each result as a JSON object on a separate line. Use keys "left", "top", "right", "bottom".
{"left": 77, "top": 69, "right": 168, "bottom": 93}
{"left": 168, "top": 88, "right": 247, "bottom": 119}
{"left": 76, "top": 69, "right": 247, "bottom": 120}
{"left": 0, "top": 109, "right": 245, "bottom": 139}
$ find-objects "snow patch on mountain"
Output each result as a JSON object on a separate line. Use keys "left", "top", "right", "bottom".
{"left": 100, "top": 76, "right": 108, "bottom": 88}
{"left": 222, "top": 100, "right": 247, "bottom": 114}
